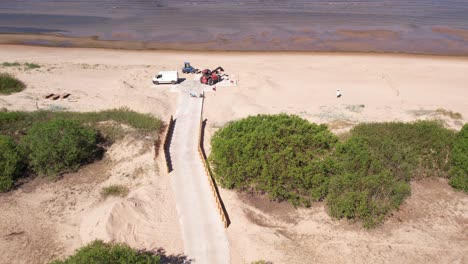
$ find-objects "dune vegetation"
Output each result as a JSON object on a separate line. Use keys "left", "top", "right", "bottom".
{"left": 0, "top": 135, "right": 23, "bottom": 192}
{"left": 449, "top": 124, "right": 468, "bottom": 192}
{"left": 0, "top": 73, "right": 25, "bottom": 95}
{"left": 50, "top": 240, "right": 161, "bottom": 264}
{"left": 210, "top": 114, "right": 467, "bottom": 227}
{"left": 0, "top": 108, "right": 162, "bottom": 192}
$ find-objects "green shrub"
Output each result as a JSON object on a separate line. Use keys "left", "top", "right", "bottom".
{"left": 327, "top": 171, "right": 410, "bottom": 228}
{"left": 101, "top": 184, "right": 129, "bottom": 198}
{"left": 328, "top": 121, "right": 456, "bottom": 226}
{"left": 210, "top": 114, "right": 338, "bottom": 206}
{"left": 449, "top": 124, "right": 468, "bottom": 192}
{"left": 1, "top": 62, "right": 40, "bottom": 70}
{"left": 0, "top": 135, "right": 23, "bottom": 192}
{"left": 0, "top": 109, "right": 162, "bottom": 189}
{"left": 348, "top": 121, "right": 456, "bottom": 180}
{"left": 20, "top": 119, "right": 98, "bottom": 176}
{"left": 1, "top": 62, "right": 21, "bottom": 67}
{"left": 50, "top": 240, "right": 160, "bottom": 264}
{"left": 0, "top": 108, "right": 162, "bottom": 142}
{"left": 24, "top": 63, "right": 40, "bottom": 70}
{"left": 449, "top": 173, "right": 468, "bottom": 192}
{"left": 210, "top": 116, "right": 463, "bottom": 227}
{"left": 2, "top": 61, "right": 21, "bottom": 67}
{"left": 0, "top": 73, "right": 25, "bottom": 95}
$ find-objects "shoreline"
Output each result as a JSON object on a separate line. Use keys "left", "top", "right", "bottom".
{"left": 1, "top": 33, "right": 468, "bottom": 58}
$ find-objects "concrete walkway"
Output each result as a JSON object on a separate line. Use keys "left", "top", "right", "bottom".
{"left": 169, "top": 86, "right": 230, "bottom": 264}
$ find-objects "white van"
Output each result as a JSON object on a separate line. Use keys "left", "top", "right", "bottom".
{"left": 152, "top": 71, "right": 178, "bottom": 85}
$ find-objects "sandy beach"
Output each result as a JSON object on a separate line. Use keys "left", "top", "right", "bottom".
{"left": 0, "top": 45, "right": 467, "bottom": 263}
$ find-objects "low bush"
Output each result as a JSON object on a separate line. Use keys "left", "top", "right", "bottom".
{"left": 450, "top": 173, "right": 468, "bottom": 192}
{"left": 327, "top": 171, "right": 410, "bottom": 228}
{"left": 0, "top": 108, "right": 162, "bottom": 142}
{"left": 20, "top": 119, "right": 99, "bottom": 176}
{"left": 348, "top": 121, "right": 456, "bottom": 180}
{"left": 449, "top": 124, "right": 468, "bottom": 192}
{"left": 0, "top": 109, "right": 162, "bottom": 190}
{"left": 210, "top": 114, "right": 338, "bottom": 206}
{"left": 1, "top": 62, "right": 21, "bottom": 67}
{"left": 0, "top": 73, "right": 25, "bottom": 95}
{"left": 327, "top": 121, "right": 455, "bottom": 227}
{"left": 50, "top": 240, "right": 160, "bottom": 264}
{"left": 1, "top": 62, "right": 40, "bottom": 70}
{"left": 24, "top": 63, "right": 40, "bottom": 70}
{"left": 101, "top": 184, "right": 129, "bottom": 197}
{"left": 210, "top": 115, "right": 464, "bottom": 228}
{"left": 0, "top": 135, "right": 23, "bottom": 192}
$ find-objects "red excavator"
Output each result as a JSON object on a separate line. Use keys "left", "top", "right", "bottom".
{"left": 200, "top": 66, "right": 224, "bottom": 85}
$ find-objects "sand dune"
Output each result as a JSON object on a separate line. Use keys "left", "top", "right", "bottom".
{"left": 0, "top": 45, "right": 467, "bottom": 263}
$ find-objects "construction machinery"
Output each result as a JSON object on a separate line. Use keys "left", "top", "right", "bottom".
{"left": 200, "top": 66, "right": 224, "bottom": 85}
{"left": 182, "top": 62, "right": 198, "bottom": 74}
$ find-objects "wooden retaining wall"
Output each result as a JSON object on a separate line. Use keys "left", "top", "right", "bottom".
{"left": 198, "top": 94, "right": 230, "bottom": 228}
{"left": 162, "top": 115, "right": 175, "bottom": 173}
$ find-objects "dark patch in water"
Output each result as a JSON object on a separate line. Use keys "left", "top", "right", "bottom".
{"left": 0, "top": 26, "right": 67, "bottom": 34}
{"left": 20, "top": 39, "right": 56, "bottom": 46}
{"left": 20, "top": 39, "right": 74, "bottom": 47}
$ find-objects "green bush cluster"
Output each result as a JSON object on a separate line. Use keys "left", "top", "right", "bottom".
{"left": 346, "top": 121, "right": 456, "bottom": 180}
{"left": 50, "top": 240, "right": 160, "bottom": 264}
{"left": 210, "top": 114, "right": 338, "bottom": 206}
{"left": 0, "top": 108, "right": 162, "bottom": 192}
{"left": 0, "top": 108, "right": 162, "bottom": 142}
{"left": 2, "top": 62, "right": 21, "bottom": 67}
{"left": 20, "top": 119, "right": 98, "bottom": 176}
{"left": 0, "top": 73, "right": 25, "bottom": 95}
{"left": 0, "top": 135, "right": 23, "bottom": 192}
{"left": 1, "top": 62, "right": 40, "bottom": 70}
{"left": 24, "top": 63, "right": 40, "bottom": 70}
{"left": 449, "top": 124, "right": 468, "bottom": 192}
{"left": 210, "top": 115, "right": 465, "bottom": 228}
{"left": 327, "top": 171, "right": 410, "bottom": 228}
{"left": 325, "top": 121, "right": 457, "bottom": 227}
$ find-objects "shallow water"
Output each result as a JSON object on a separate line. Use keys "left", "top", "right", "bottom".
{"left": 1, "top": 0, "right": 468, "bottom": 54}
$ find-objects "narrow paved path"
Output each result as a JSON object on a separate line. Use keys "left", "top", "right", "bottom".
{"left": 169, "top": 86, "right": 230, "bottom": 264}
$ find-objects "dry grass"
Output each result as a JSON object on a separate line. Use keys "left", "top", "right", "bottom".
{"left": 435, "top": 108, "right": 463, "bottom": 120}
{"left": 101, "top": 184, "right": 129, "bottom": 198}
{"left": 327, "top": 119, "right": 355, "bottom": 130}
{"left": 409, "top": 108, "right": 463, "bottom": 120}
{"left": 345, "top": 104, "right": 365, "bottom": 113}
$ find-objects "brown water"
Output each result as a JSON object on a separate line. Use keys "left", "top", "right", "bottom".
{"left": 1, "top": 0, "right": 468, "bottom": 55}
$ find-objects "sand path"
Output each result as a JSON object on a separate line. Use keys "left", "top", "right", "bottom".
{"left": 169, "top": 84, "right": 230, "bottom": 264}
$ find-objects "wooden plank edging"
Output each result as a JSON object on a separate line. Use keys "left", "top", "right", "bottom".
{"left": 160, "top": 115, "right": 174, "bottom": 174}
{"left": 198, "top": 95, "right": 230, "bottom": 228}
